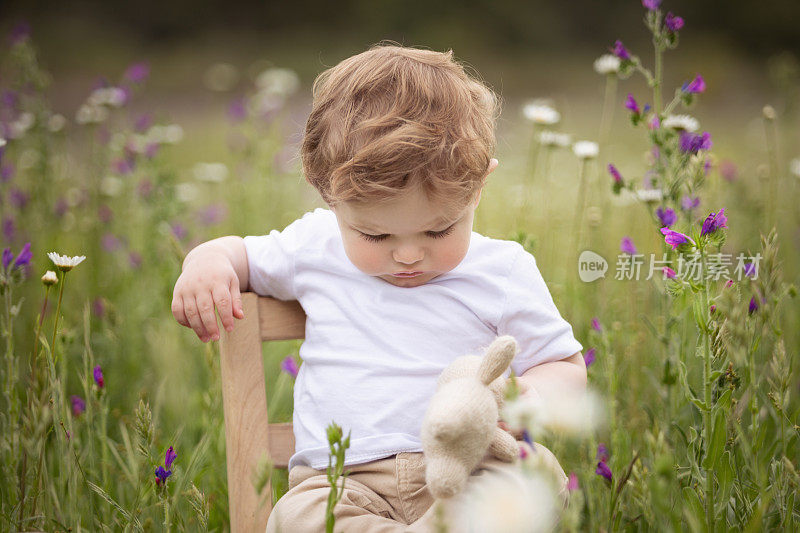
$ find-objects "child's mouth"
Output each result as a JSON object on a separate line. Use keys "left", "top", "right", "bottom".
{"left": 392, "top": 271, "right": 424, "bottom": 278}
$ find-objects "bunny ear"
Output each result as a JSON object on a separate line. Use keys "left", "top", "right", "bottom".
{"left": 477, "top": 336, "right": 518, "bottom": 385}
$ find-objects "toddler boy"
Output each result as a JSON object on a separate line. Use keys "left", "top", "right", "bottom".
{"left": 172, "top": 44, "right": 586, "bottom": 531}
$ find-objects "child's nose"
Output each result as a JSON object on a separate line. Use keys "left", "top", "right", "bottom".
{"left": 392, "top": 245, "right": 424, "bottom": 265}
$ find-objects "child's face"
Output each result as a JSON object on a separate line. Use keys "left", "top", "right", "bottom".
{"left": 331, "top": 160, "right": 497, "bottom": 288}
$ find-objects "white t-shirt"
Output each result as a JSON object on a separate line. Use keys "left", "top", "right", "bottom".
{"left": 243, "top": 208, "right": 582, "bottom": 470}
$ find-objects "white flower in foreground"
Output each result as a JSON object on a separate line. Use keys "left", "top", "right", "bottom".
{"left": 41, "top": 270, "right": 58, "bottom": 286}
{"left": 538, "top": 131, "right": 572, "bottom": 148}
{"left": 175, "top": 182, "right": 199, "bottom": 203}
{"left": 75, "top": 104, "right": 109, "bottom": 125}
{"left": 458, "top": 470, "right": 556, "bottom": 533}
{"left": 503, "top": 386, "right": 605, "bottom": 437}
{"left": 572, "top": 141, "right": 599, "bottom": 159}
{"left": 87, "top": 87, "right": 127, "bottom": 108}
{"left": 47, "top": 252, "right": 86, "bottom": 272}
{"left": 193, "top": 162, "right": 229, "bottom": 183}
{"left": 147, "top": 124, "right": 184, "bottom": 144}
{"left": 100, "top": 176, "right": 123, "bottom": 197}
{"left": 662, "top": 114, "right": 699, "bottom": 132}
{"left": 635, "top": 188, "right": 664, "bottom": 203}
{"left": 0, "top": 137, "right": 6, "bottom": 147}
{"left": 790, "top": 158, "right": 800, "bottom": 178}
{"left": 523, "top": 102, "right": 560, "bottom": 125}
{"left": 593, "top": 54, "right": 621, "bottom": 75}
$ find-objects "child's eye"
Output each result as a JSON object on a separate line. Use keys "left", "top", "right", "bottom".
{"left": 357, "top": 224, "right": 455, "bottom": 243}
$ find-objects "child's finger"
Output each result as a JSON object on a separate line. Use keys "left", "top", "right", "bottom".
{"left": 230, "top": 278, "right": 244, "bottom": 321}
{"left": 211, "top": 284, "right": 234, "bottom": 333}
{"left": 194, "top": 292, "right": 219, "bottom": 341}
{"left": 184, "top": 298, "right": 210, "bottom": 341}
{"left": 171, "top": 295, "right": 189, "bottom": 327}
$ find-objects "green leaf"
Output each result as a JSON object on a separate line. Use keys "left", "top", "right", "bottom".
{"left": 715, "top": 389, "right": 732, "bottom": 411}
{"left": 693, "top": 297, "right": 708, "bottom": 333}
{"left": 702, "top": 409, "right": 726, "bottom": 470}
{"left": 681, "top": 486, "right": 706, "bottom": 532}
{"left": 715, "top": 451, "right": 734, "bottom": 515}
{"left": 678, "top": 360, "right": 707, "bottom": 411}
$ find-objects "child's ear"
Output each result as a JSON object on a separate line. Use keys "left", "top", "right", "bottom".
{"left": 486, "top": 158, "right": 499, "bottom": 176}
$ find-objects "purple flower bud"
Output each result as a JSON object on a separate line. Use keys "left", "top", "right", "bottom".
{"left": 124, "top": 62, "right": 150, "bottom": 84}
{"left": 624, "top": 93, "right": 641, "bottom": 114}
{"left": 660, "top": 227, "right": 695, "bottom": 250}
{"left": 709, "top": 304, "right": 717, "bottom": 314}
{"left": 679, "top": 131, "right": 712, "bottom": 154}
{"left": 748, "top": 296, "right": 759, "bottom": 315}
{"left": 725, "top": 279, "right": 734, "bottom": 288}
{"left": 2, "top": 217, "right": 14, "bottom": 242}
{"left": 649, "top": 114, "right": 661, "bottom": 130}
{"left": 597, "top": 443, "right": 610, "bottom": 462}
{"left": 165, "top": 446, "right": 177, "bottom": 469}
{"left": 10, "top": 188, "right": 29, "bottom": 209}
{"left": 607, "top": 164, "right": 623, "bottom": 184}
{"left": 595, "top": 460, "right": 613, "bottom": 481}
{"left": 642, "top": 0, "right": 661, "bottom": 10}
{"left": 612, "top": 40, "right": 631, "bottom": 61}
{"left": 280, "top": 356, "right": 300, "bottom": 378}
{"left": 228, "top": 97, "right": 248, "bottom": 122}
{"left": 92, "top": 297, "right": 105, "bottom": 318}
{"left": 71, "top": 395, "right": 86, "bottom": 417}
{"left": 681, "top": 195, "right": 700, "bottom": 212}
{"left": 197, "top": 204, "right": 227, "bottom": 226}
{"left": 170, "top": 222, "right": 187, "bottom": 241}
{"left": 12, "top": 243, "right": 32, "bottom": 270}
{"left": 93, "top": 365, "right": 105, "bottom": 388}
{"left": 700, "top": 208, "right": 727, "bottom": 236}
{"left": 134, "top": 113, "right": 153, "bottom": 133}
{"left": 144, "top": 143, "right": 160, "bottom": 159}
{"left": 101, "top": 233, "right": 122, "bottom": 252}
{"left": 583, "top": 348, "right": 596, "bottom": 368}
{"left": 155, "top": 466, "right": 172, "bottom": 486}
{"left": 664, "top": 12, "right": 684, "bottom": 32}
{"left": 656, "top": 207, "right": 677, "bottom": 228}
{"left": 591, "top": 317, "right": 602, "bottom": 332}
{"left": 620, "top": 236, "right": 637, "bottom": 255}
{"left": 112, "top": 157, "right": 135, "bottom": 175}
{"left": 2, "top": 248, "right": 12, "bottom": 270}
{"left": 743, "top": 262, "right": 756, "bottom": 278}
{"left": 1, "top": 163, "right": 15, "bottom": 182}
{"left": 662, "top": 266, "right": 677, "bottom": 279}
{"left": 567, "top": 472, "right": 579, "bottom": 492}
{"left": 682, "top": 75, "right": 706, "bottom": 94}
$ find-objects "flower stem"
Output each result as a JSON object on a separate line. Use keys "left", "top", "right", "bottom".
{"left": 700, "top": 253, "right": 715, "bottom": 527}
{"left": 50, "top": 272, "right": 66, "bottom": 363}
{"left": 599, "top": 74, "right": 618, "bottom": 148}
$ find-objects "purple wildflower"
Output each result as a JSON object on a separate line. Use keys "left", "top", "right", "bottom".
{"left": 748, "top": 296, "right": 759, "bottom": 315}
{"left": 612, "top": 40, "right": 631, "bottom": 61}
{"left": 71, "top": 395, "right": 86, "bottom": 417}
{"left": 170, "top": 222, "right": 187, "bottom": 241}
{"left": 700, "top": 208, "right": 727, "bottom": 235}
{"left": 124, "top": 62, "right": 150, "bottom": 84}
{"left": 709, "top": 304, "right": 717, "bottom": 315}
{"left": 625, "top": 93, "right": 641, "bottom": 114}
{"left": 2, "top": 217, "right": 14, "bottom": 241}
{"left": 2, "top": 249, "right": 13, "bottom": 270}
{"left": 8, "top": 21, "right": 31, "bottom": 46}
{"left": 9, "top": 188, "right": 29, "bottom": 209}
{"left": 92, "top": 297, "right": 105, "bottom": 318}
{"left": 591, "top": 317, "right": 602, "bottom": 332}
{"left": 521, "top": 429, "right": 534, "bottom": 448}
{"left": 649, "top": 114, "right": 661, "bottom": 130}
{"left": 112, "top": 157, "right": 135, "bottom": 175}
{"left": 134, "top": 113, "right": 153, "bottom": 132}
{"left": 228, "top": 97, "right": 248, "bottom": 122}
{"left": 660, "top": 227, "right": 694, "bottom": 250}
{"left": 583, "top": 348, "right": 596, "bottom": 368}
{"left": 1, "top": 163, "right": 15, "bottom": 182}
{"left": 93, "top": 365, "right": 104, "bottom": 389}
{"left": 642, "top": 0, "right": 661, "bottom": 10}
{"left": 719, "top": 160, "right": 737, "bottom": 182}
{"left": 620, "top": 236, "right": 637, "bottom": 255}
{"left": 98, "top": 204, "right": 113, "bottom": 224}
{"left": 664, "top": 12, "right": 684, "bottom": 32}
{"left": 656, "top": 207, "right": 677, "bottom": 228}
{"left": 663, "top": 266, "right": 677, "bottom": 279}
{"left": 101, "top": 233, "right": 122, "bottom": 252}
{"left": 597, "top": 443, "right": 610, "bottom": 462}
{"left": 596, "top": 460, "right": 613, "bottom": 482}
{"left": 608, "top": 164, "right": 623, "bottom": 184}
{"left": 197, "top": 204, "right": 227, "bottom": 226}
{"left": 681, "top": 195, "right": 700, "bottom": 212}
{"left": 129, "top": 251, "right": 142, "bottom": 269}
{"left": 725, "top": 279, "right": 734, "bottom": 288}
{"left": 13, "top": 243, "right": 32, "bottom": 269}
{"left": 682, "top": 75, "right": 706, "bottom": 94}
{"left": 567, "top": 472, "right": 579, "bottom": 492}
{"left": 165, "top": 446, "right": 177, "bottom": 469}
{"left": 280, "top": 356, "right": 299, "bottom": 378}
{"left": 743, "top": 262, "right": 756, "bottom": 278}
{"left": 679, "top": 131, "right": 713, "bottom": 154}
{"left": 144, "top": 143, "right": 160, "bottom": 159}
{"left": 155, "top": 466, "right": 172, "bottom": 486}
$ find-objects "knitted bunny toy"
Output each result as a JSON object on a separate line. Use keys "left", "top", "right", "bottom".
{"left": 421, "top": 335, "right": 521, "bottom": 499}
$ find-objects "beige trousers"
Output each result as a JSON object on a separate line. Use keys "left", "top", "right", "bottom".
{"left": 265, "top": 441, "right": 568, "bottom": 533}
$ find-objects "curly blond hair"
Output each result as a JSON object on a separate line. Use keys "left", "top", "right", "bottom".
{"left": 302, "top": 43, "right": 500, "bottom": 213}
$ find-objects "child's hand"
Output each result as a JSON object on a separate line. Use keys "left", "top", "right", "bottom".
{"left": 171, "top": 252, "right": 244, "bottom": 343}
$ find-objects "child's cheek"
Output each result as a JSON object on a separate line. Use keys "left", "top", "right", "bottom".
{"left": 346, "top": 239, "right": 384, "bottom": 274}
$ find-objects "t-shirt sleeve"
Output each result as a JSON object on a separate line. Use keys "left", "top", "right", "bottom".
{"left": 498, "top": 246, "right": 583, "bottom": 376}
{"left": 242, "top": 209, "right": 326, "bottom": 300}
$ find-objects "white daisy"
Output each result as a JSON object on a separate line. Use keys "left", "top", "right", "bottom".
{"left": 47, "top": 252, "right": 86, "bottom": 272}
{"left": 255, "top": 68, "right": 300, "bottom": 97}
{"left": 572, "top": 141, "right": 599, "bottom": 159}
{"left": 635, "top": 188, "right": 664, "bottom": 203}
{"left": 458, "top": 470, "right": 557, "bottom": 533}
{"left": 193, "top": 162, "right": 229, "bottom": 183}
{"left": 538, "top": 130, "right": 571, "bottom": 148}
{"left": 47, "top": 114, "right": 66, "bottom": 133}
{"left": 593, "top": 54, "right": 621, "bottom": 75}
{"left": 41, "top": 270, "right": 58, "bottom": 286}
{"left": 523, "top": 102, "right": 560, "bottom": 125}
{"left": 662, "top": 114, "right": 699, "bottom": 132}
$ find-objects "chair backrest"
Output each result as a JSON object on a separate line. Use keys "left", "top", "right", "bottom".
{"left": 218, "top": 292, "right": 306, "bottom": 533}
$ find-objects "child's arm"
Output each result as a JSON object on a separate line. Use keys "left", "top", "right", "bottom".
{"left": 516, "top": 351, "right": 587, "bottom": 402}
{"left": 171, "top": 236, "right": 250, "bottom": 343}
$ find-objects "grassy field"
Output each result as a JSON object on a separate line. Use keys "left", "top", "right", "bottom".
{"left": 1, "top": 12, "right": 799, "bottom": 531}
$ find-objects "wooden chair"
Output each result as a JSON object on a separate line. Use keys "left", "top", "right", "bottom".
{"left": 218, "top": 292, "right": 307, "bottom": 533}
